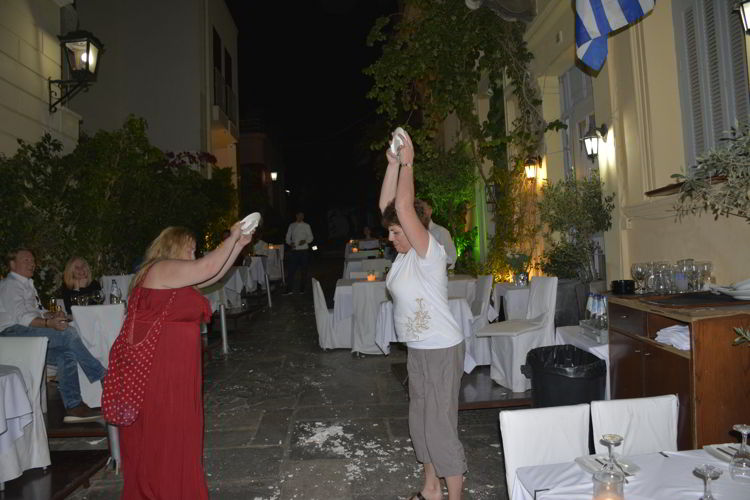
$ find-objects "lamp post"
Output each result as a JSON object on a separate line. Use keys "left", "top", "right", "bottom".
{"left": 48, "top": 30, "right": 103, "bottom": 113}
{"left": 738, "top": 1, "right": 750, "bottom": 32}
{"left": 582, "top": 123, "right": 608, "bottom": 161}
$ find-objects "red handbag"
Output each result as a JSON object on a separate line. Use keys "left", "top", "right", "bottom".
{"left": 101, "top": 287, "right": 176, "bottom": 426}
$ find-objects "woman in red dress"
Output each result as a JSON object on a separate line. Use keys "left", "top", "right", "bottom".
{"left": 104, "top": 223, "right": 252, "bottom": 499}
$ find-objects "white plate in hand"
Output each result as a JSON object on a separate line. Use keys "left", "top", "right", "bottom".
{"left": 240, "top": 212, "right": 261, "bottom": 235}
{"left": 575, "top": 454, "right": 640, "bottom": 475}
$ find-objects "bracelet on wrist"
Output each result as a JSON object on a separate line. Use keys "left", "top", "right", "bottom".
{"left": 401, "top": 162, "right": 413, "bottom": 167}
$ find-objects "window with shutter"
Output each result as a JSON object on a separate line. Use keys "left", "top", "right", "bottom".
{"left": 673, "top": 0, "right": 750, "bottom": 170}
{"left": 559, "top": 66, "right": 595, "bottom": 178}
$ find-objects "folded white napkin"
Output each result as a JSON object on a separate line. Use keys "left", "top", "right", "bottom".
{"left": 655, "top": 325, "right": 690, "bottom": 350}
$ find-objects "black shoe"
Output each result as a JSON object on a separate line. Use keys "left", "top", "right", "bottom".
{"left": 63, "top": 403, "right": 103, "bottom": 423}
{"left": 282, "top": 290, "right": 294, "bottom": 296}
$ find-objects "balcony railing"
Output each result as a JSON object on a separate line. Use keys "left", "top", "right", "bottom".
{"left": 213, "top": 67, "right": 237, "bottom": 124}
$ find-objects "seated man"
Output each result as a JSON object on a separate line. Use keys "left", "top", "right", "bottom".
{"left": 0, "top": 248, "right": 106, "bottom": 423}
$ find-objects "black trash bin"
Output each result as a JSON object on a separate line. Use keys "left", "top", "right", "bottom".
{"left": 521, "top": 344, "right": 606, "bottom": 408}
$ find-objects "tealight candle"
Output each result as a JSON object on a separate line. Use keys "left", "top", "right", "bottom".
{"left": 352, "top": 247, "right": 359, "bottom": 253}
{"left": 366, "top": 273, "right": 376, "bottom": 281}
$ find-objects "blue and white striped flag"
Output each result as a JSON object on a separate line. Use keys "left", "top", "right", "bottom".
{"left": 576, "top": 0, "right": 656, "bottom": 70}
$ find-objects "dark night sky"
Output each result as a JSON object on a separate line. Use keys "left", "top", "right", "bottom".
{"left": 226, "top": 0, "right": 399, "bottom": 239}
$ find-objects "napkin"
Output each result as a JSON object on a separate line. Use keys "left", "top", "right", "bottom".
{"left": 655, "top": 325, "right": 690, "bottom": 350}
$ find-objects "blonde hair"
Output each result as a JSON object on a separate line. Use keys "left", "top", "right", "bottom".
{"left": 63, "top": 256, "right": 92, "bottom": 289}
{"left": 130, "top": 226, "right": 196, "bottom": 292}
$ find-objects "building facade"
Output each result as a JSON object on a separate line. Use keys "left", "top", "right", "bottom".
{"left": 72, "top": 0, "right": 239, "bottom": 179}
{"left": 512, "top": 0, "right": 750, "bottom": 285}
{"left": 0, "top": 0, "right": 81, "bottom": 156}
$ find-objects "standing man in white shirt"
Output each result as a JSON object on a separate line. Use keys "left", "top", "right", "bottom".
{"left": 421, "top": 199, "right": 458, "bottom": 270}
{"left": 0, "top": 248, "right": 106, "bottom": 423}
{"left": 283, "top": 211, "right": 314, "bottom": 294}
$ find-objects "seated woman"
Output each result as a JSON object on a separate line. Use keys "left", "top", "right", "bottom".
{"left": 61, "top": 256, "right": 101, "bottom": 313}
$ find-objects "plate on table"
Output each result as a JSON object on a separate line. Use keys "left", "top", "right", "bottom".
{"left": 240, "top": 212, "right": 261, "bottom": 235}
{"left": 575, "top": 454, "right": 640, "bottom": 475}
{"left": 703, "top": 443, "right": 740, "bottom": 462}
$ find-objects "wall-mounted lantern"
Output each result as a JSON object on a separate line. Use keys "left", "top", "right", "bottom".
{"left": 738, "top": 1, "right": 750, "bottom": 32}
{"left": 484, "top": 183, "right": 497, "bottom": 206}
{"left": 48, "top": 30, "right": 103, "bottom": 113}
{"left": 524, "top": 156, "right": 541, "bottom": 180}
{"left": 582, "top": 123, "right": 608, "bottom": 161}
{"left": 270, "top": 171, "right": 278, "bottom": 181}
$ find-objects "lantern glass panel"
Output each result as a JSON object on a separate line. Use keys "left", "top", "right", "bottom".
{"left": 741, "top": 2, "right": 750, "bottom": 32}
{"left": 584, "top": 134, "right": 599, "bottom": 157}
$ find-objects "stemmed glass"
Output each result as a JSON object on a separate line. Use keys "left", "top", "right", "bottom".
{"left": 730, "top": 424, "right": 750, "bottom": 483}
{"left": 593, "top": 434, "right": 625, "bottom": 498}
{"left": 694, "top": 464, "right": 722, "bottom": 500}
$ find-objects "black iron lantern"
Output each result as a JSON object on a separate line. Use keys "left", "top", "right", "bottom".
{"left": 582, "top": 122, "right": 608, "bottom": 161}
{"left": 48, "top": 30, "right": 103, "bottom": 113}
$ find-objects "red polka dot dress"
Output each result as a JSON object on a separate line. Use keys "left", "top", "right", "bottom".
{"left": 114, "top": 287, "right": 211, "bottom": 499}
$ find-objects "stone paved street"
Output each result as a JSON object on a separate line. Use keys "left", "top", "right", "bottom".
{"left": 67, "top": 255, "right": 510, "bottom": 500}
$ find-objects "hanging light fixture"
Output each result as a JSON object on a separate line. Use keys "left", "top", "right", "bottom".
{"left": 738, "top": 1, "right": 750, "bottom": 32}
{"left": 48, "top": 30, "right": 104, "bottom": 113}
{"left": 270, "top": 171, "right": 278, "bottom": 181}
{"left": 582, "top": 123, "right": 608, "bottom": 161}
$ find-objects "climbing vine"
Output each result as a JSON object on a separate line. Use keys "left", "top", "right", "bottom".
{"left": 365, "top": 0, "right": 562, "bottom": 276}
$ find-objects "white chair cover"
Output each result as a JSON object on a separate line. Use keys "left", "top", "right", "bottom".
{"left": 351, "top": 281, "right": 387, "bottom": 355}
{"left": 500, "top": 404, "right": 590, "bottom": 495}
{"left": 464, "top": 275, "right": 493, "bottom": 372}
{"left": 71, "top": 303, "right": 126, "bottom": 407}
{"left": 264, "top": 245, "right": 285, "bottom": 282}
{"left": 478, "top": 277, "right": 558, "bottom": 392}
{"left": 101, "top": 274, "right": 135, "bottom": 301}
{"left": 311, "top": 278, "right": 352, "bottom": 350}
{"left": 591, "top": 395, "right": 679, "bottom": 456}
{"left": 0, "top": 338, "right": 50, "bottom": 483}
{"left": 349, "top": 272, "right": 383, "bottom": 280}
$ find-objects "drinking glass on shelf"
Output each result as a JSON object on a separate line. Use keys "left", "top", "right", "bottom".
{"left": 631, "top": 262, "right": 647, "bottom": 293}
{"left": 694, "top": 464, "right": 722, "bottom": 500}
{"left": 696, "top": 261, "right": 713, "bottom": 290}
{"left": 730, "top": 424, "right": 750, "bottom": 483}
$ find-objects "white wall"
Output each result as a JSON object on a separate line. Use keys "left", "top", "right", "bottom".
{"left": 0, "top": 0, "right": 80, "bottom": 155}
{"left": 73, "top": 0, "right": 204, "bottom": 153}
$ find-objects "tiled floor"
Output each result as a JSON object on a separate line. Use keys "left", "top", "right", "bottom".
{"left": 66, "top": 255, "right": 511, "bottom": 499}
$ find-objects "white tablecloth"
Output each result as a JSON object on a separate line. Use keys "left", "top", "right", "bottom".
{"left": 101, "top": 274, "right": 135, "bottom": 302}
{"left": 243, "top": 257, "right": 267, "bottom": 291}
{"left": 449, "top": 274, "right": 477, "bottom": 305}
{"left": 257, "top": 245, "right": 284, "bottom": 282}
{"left": 346, "top": 249, "right": 381, "bottom": 260}
{"left": 493, "top": 283, "right": 529, "bottom": 320}
{"left": 514, "top": 449, "right": 750, "bottom": 500}
{"left": 375, "top": 298, "right": 473, "bottom": 357}
{"left": 343, "top": 258, "right": 391, "bottom": 279}
{"left": 345, "top": 240, "right": 381, "bottom": 254}
{"left": 0, "top": 365, "right": 32, "bottom": 455}
{"left": 70, "top": 303, "right": 126, "bottom": 407}
{"left": 555, "top": 325, "right": 610, "bottom": 399}
{"left": 202, "top": 266, "right": 245, "bottom": 311}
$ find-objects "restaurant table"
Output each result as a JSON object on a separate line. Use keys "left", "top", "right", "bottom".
{"left": 256, "top": 244, "right": 284, "bottom": 283}
{"left": 513, "top": 449, "right": 750, "bottom": 500}
{"left": 343, "top": 258, "right": 391, "bottom": 280}
{"left": 0, "top": 366, "right": 32, "bottom": 460}
{"left": 345, "top": 240, "right": 381, "bottom": 254}
{"left": 555, "top": 325, "right": 610, "bottom": 399}
{"left": 70, "top": 303, "right": 126, "bottom": 408}
{"left": 375, "top": 297, "right": 473, "bottom": 358}
{"left": 345, "top": 249, "right": 382, "bottom": 260}
{"left": 0, "top": 338, "right": 50, "bottom": 487}
{"left": 101, "top": 274, "right": 135, "bottom": 302}
{"left": 493, "top": 283, "right": 530, "bottom": 320}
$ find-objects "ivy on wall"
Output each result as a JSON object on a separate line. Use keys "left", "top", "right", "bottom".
{"left": 0, "top": 116, "right": 237, "bottom": 299}
{"left": 365, "top": 0, "right": 562, "bottom": 276}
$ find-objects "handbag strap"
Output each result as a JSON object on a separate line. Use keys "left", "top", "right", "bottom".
{"left": 122, "top": 286, "right": 177, "bottom": 346}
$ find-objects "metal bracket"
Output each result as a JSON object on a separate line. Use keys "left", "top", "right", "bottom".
{"left": 48, "top": 78, "right": 90, "bottom": 113}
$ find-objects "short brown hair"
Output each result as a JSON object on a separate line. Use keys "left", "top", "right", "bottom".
{"left": 381, "top": 199, "right": 429, "bottom": 230}
{"left": 7, "top": 248, "right": 33, "bottom": 266}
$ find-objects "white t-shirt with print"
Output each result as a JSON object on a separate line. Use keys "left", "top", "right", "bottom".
{"left": 386, "top": 233, "right": 463, "bottom": 350}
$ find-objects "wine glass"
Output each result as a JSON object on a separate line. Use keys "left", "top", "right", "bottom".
{"left": 730, "top": 424, "right": 750, "bottom": 483}
{"left": 631, "top": 263, "right": 646, "bottom": 293}
{"left": 92, "top": 289, "right": 104, "bottom": 305}
{"left": 694, "top": 464, "right": 722, "bottom": 500}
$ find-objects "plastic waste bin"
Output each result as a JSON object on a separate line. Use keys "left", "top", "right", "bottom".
{"left": 521, "top": 344, "right": 606, "bottom": 408}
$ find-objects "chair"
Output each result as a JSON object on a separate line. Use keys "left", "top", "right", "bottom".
{"left": 0, "top": 338, "right": 51, "bottom": 487}
{"left": 499, "top": 404, "right": 590, "bottom": 494}
{"left": 591, "top": 395, "right": 679, "bottom": 455}
{"left": 477, "top": 277, "right": 557, "bottom": 393}
{"left": 463, "top": 275, "right": 493, "bottom": 372}
{"left": 311, "top": 278, "right": 352, "bottom": 350}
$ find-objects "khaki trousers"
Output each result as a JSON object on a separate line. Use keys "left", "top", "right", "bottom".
{"left": 407, "top": 341, "right": 467, "bottom": 477}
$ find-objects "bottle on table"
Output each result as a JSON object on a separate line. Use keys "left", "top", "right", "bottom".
{"left": 110, "top": 280, "right": 122, "bottom": 304}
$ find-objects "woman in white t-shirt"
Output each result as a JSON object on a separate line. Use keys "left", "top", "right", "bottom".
{"left": 379, "top": 129, "right": 466, "bottom": 500}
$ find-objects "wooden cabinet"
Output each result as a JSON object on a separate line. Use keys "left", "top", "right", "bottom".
{"left": 608, "top": 297, "right": 750, "bottom": 449}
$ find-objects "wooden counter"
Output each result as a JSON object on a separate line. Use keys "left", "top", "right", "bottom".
{"left": 607, "top": 295, "right": 750, "bottom": 449}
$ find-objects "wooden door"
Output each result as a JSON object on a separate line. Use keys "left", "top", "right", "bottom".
{"left": 609, "top": 330, "right": 644, "bottom": 399}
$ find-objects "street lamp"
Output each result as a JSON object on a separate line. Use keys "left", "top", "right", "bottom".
{"left": 48, "top": 30, "right": 103, "bottom": 113}
{"left": 738, "top": 1, "right": 750, "bottom": 32}
{"left": 270, "top": 171, "right": 278, "bottom": 181}
{"left": 582, "top": 123, "right": 608, "bottom": 161}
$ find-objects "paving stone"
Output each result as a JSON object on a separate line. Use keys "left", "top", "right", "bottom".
{"left": 252, "top": 409, "right": 293, "bottom": 445}
{"left": 278, "top": 459, "right": 352, "bottom": 499}
{"left": 204, "top": 446, "right": 284, "bottom": 480}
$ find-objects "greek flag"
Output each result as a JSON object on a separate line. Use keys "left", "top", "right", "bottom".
{"left": 576, "top": 0, "right": 656, "bottom": 70}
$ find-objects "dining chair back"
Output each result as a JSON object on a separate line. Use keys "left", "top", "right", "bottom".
{"left": 499, "top": 403, "right": 590, "bottom": 494}
{"left": 463, "top": 275, "right": 494, "bottom": 371}
{"left": 591, "top": 395, "right": 679, "bottom": 455}
{"left": 312, "top": 278, "right": 352, "bottom": 350}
